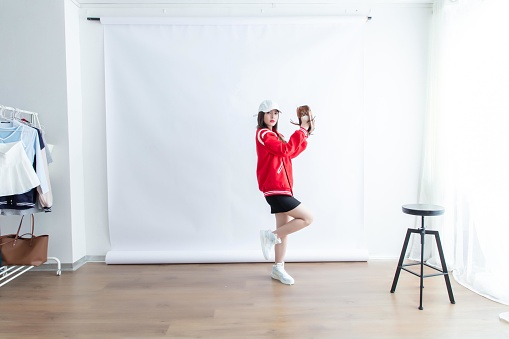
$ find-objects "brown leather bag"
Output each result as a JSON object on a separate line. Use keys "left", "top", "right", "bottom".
{"left": 0, "top": 214, "right": 49, "bottom": 267}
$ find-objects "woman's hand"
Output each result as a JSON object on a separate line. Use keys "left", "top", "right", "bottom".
{"left": 292, "top": 105, "right": 315, "bottom": 135}
{"left": 301, "top": 110, "right": 315, "bottom": 135}
{"left": 301, "top": 115, "right": 310, "bottom": 131}
{"left": 306, "top": 110, "right": 315, "bottom": 135}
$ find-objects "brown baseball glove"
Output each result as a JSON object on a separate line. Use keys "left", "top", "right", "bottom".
{"left": 290, "top": 105, "right": 315, "bottom": 134}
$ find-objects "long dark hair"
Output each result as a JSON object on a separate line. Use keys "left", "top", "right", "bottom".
{"left": 257, "top": 111, "right": 284, "bottom": 141}
{"left": 256, "top": 111, "right": 279, "bottom": 131}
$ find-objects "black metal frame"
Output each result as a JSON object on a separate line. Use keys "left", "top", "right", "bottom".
{"left": 390, "top": 215, "right": 455, "bottom": 310}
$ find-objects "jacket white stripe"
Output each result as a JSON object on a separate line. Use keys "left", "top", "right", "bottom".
{"left": 263, "top": 190, "right": 292, "bottom": 196}
{"left": 257, "top": 129, "right": 276, "bottom": 146}
{"left": 277, "top": 161, "right": 284, "bottom": 174}
{"left": 299, "top": 127, "right": 309, "bottom": 138}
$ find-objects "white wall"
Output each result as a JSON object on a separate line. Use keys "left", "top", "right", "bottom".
{"left": 364, "top": 5, "right": 430, "bottom": 257}
{"left": 64, "top": 0, "right": 87, "bottom": 262}
{"left": 0, "top": 0, "right": 85, "bottom": 264}
{"left": 80, "top": 2, "right": 431, "bottom": 259}
{"left": 0, "top": 0, "right": 431, "bottom": 264}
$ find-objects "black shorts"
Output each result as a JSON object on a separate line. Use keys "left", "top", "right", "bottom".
{"left": 265, "top": 195, "right": 301, "bottom": 214}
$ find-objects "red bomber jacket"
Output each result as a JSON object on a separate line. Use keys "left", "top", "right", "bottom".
{"left": 256, "top": 127, "right": 309, "bottom": 197}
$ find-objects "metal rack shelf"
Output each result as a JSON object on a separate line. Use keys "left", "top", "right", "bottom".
{"left": 0, "top": 257, "right": 61, "bottom": 287}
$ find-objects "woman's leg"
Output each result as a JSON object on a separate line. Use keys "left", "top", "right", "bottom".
{"left": 273, "top": 204, "right": 313, "bottom": 263}
{"left": 274, "top": 213, "right": 291, "bottom": 263}
{"left": 274, "top": 204, "right": 313, "bottom": 238}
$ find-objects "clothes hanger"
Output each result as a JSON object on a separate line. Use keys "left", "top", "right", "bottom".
{"left": 0, "top": 106, "right": 10, "bottom": 123}
{"left": 14, "top": 108, "right": 22, "bottom": 122}
{"left": 0, "top": 107, "right": 24, "bottom": 133}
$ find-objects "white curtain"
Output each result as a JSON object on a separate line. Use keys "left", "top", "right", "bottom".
{"left": 102, "top": 17, "right": 368, "bottom": 264}
{"left": 414, "top": 0, "right": 509, "bottom": 306}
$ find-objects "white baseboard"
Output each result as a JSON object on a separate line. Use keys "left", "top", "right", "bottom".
{"left": 32, "top": 255, "right": 106, "bottom": 272}
{"left": 31, "top": 255, "right": 396, "bottom": 272}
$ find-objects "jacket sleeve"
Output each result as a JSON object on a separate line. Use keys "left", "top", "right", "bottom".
{"left": 290, "top": 138, "right": 308, "bottom": 159}
{"left": 258, "top": 128, "right": 308, "bottom": 158}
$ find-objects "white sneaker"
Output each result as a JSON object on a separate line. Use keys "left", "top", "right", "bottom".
{"left": 260, "top": 230, "right": 281, "bottom": 260}
{"left": 271, "top": 263, "right": 295, "bottom": 285}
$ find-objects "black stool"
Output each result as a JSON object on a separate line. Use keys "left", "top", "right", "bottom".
{"left": 390, "top": 204, "right": 455, "bottom": 310}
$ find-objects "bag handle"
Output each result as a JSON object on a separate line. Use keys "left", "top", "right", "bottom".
{"left": 0, "top": 214, "right": 36, "bottom": 248}
{"left": 17, "top": 233, "right": 38, "bottom": 239}
{"left": 13, "top": 214, "right": 35, "bottom": 245}
{"left": 0, "top": 236, "right": 16, "bottom": 247}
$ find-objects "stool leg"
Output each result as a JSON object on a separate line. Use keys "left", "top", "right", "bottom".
{"left": 390, "top": 228, "right": 412, "bottom": 293}
{"left": 433, "top": 231, "right": 456, "bottom": 304}
{"left": 419, "top": 220, "right": 425, "bottom": 310}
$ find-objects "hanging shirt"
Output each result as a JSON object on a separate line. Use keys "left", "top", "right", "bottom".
{"left": 0, "top": 141, "right": 40, "bottom": 196}
{"left": 0, "top": 121, "right": 50, "bottom": 194}
{"left": 0, "top": 120, "right": 53, "bottom": 213}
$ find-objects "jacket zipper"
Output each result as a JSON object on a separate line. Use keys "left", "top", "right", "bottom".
{"left": 281, "top": 159, "right": 293, "bottom": 196}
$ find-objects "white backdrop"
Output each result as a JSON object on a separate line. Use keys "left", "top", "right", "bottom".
{"left": 103, "top": 16, "right": 368, "bottom": 264}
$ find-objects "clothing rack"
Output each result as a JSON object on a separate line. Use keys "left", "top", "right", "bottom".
{"left": 0, "top": 104, "right": 61, "bottom": 287}
{"left": 0, "top": 105, "right": 38, "bottom": 116}
{"left": 0, "top": 105, "right": 42, "bottom": 129}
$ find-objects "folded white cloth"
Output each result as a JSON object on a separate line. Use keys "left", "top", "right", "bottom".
{"left": 0, "top": 141, "right": 40, "bottom": 196}
{"left": 500, "top": 312, "right": 509, "bottom": 323}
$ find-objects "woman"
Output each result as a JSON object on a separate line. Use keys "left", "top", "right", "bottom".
{"left": 255, "top": 99, "right": 315, "bottom": 285}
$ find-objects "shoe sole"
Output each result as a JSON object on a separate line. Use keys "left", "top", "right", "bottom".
{"left": 271, "top": 273, "right": 294, "bottom": 285}
{"left": 260, "top": 230, "right": 270, "bottom": 260}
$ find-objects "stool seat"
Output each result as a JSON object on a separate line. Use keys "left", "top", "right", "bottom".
{"left": 402, "top": 204, "right": 444, "bottom": 217}
{"left": 390, "top": 203, "right": 455, "bottom": 310}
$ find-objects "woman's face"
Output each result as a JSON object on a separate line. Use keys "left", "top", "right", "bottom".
{"left": 264, "top": 109, "right": 279, "bottom": 130}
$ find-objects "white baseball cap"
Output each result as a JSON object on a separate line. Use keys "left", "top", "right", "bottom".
{"left": 258, "top": 100, "right": 280, "bottom": 113}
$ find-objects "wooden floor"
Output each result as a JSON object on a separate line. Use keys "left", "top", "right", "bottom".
{"left": 0, "top": 260, "right": 508, "bottom": 338}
